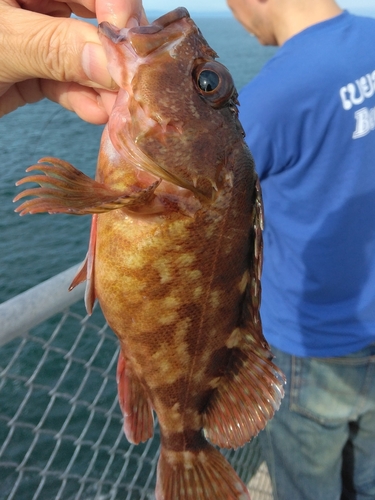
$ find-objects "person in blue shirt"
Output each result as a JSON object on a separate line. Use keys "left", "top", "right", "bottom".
{"left": 227, "top": 0, "right": 375, "bottom": 498}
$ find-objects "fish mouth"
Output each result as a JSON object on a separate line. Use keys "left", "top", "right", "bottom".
{"left": 98, "top": 7, "right": 193, "bottom": 57}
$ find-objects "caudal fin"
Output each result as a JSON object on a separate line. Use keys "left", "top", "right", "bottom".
{"left": 156, "top": 443, "right": 250, "bottom": 500}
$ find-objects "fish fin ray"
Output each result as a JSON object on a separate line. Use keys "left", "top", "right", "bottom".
{"left": 246, "top": 175, "right": 264, "bottom": 338}
{"left": 14, "top": 157, "right": 161, "bottom": 215}
{"left": 203, "top": 338, "right": 285, "bottom": 449}
{"left": 156, "top": 443, "right": 250, "bottom": 500}
{"left": 69, "top": 215, "right": 97, "bottom": 315}
{"left": 69, "top": 257, "right": 88, "bottom": 290}
{"left": 84, "top": 214, "right": 97, "bottom": 314}
{"left": 117, "top": 351, "right": 154, "bottom": 444}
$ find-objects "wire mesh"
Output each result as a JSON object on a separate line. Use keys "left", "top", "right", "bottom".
{"left": 0, "top": 299, "right": 265, "bottom": 500}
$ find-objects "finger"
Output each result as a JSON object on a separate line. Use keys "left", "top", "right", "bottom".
{"left": 0, "top": 79, "right": 108, "bottom": 124}
{"left": 95, "top": 0, "right": 145, "bottom": 27}
{"left": 18, "top": 0, "right": 72, "bottom": 16}
{"left": 40, "top": 79, "right": 110, "bottom": 124}
{"left": 64, "top": 3, "right": 95, "bottom": 18}
{"left": 18, "top": 1, "right": 95, "bottom": 18}
{"left": 0, "top": 79, "right": 43, "bottom": 117}
{"left": 0, "top": 6, "right": 114, "bottom": 89}
{"left": 96, "top": 88, "right": 117, "bottom": 116}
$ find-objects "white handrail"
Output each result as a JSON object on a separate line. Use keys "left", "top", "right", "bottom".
{"left": 0, "top": 263, "right": 85, "bottom": 347}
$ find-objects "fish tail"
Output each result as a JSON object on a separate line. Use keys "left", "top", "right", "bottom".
{"left": 156, "top": 443, "right": 250, "bottom": 500}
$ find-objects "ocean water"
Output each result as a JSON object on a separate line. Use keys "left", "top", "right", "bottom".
{"left": 0, "top": 16, "right": 276, "bottom": 304}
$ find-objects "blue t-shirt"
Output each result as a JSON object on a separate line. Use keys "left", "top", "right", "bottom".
{"left": 239, "top": 11, "right": 375, "bottom": 357}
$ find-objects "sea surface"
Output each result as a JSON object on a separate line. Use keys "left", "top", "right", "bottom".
{"left": 0, "top": 15, "right": 276, "bottom": 305}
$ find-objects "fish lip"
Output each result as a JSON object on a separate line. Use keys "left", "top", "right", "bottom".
{"left": 98, "top": 7, "right": 191, "bottom": 46}
{"left": 98, "top": 22, "right": 128, "bottom": 44}
{"left": 152, "top": 7, "right": 190, "bottom": 28}
{"left": 98, "top": 22, "right": 163, "bottom": 44}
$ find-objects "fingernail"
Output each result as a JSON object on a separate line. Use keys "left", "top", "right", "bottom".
{"left": 81, "top": 42, "right": 118, "bottom": 90}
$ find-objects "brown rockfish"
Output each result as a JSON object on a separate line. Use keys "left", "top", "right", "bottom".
{"left": 14, "top": 7, "right": 285, "bottom": 499}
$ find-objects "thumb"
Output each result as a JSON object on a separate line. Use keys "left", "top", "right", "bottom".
{"left": 0, "top": 5, "right": 115, "bottom": 89}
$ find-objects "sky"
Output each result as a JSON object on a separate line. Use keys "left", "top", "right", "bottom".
{"left": 143, "top": 0, "right": 375, "bottom": 17}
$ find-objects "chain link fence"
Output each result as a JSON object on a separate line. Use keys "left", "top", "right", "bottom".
{"left": 0, "top": 266, "right": 271, "bottom": 499}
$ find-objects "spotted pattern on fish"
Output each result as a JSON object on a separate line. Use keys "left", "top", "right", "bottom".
{"left": 14, "top": 7, "right": 285, "bottom": 500}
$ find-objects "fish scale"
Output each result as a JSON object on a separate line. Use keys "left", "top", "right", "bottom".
{"left": 14, "top": 7, "right": 285, "bottom": 499}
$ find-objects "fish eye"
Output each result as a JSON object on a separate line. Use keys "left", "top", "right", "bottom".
{"left": 198, "top": 70, "right": 220, "bottom": 92}
{"left": 193, "top": 61, "right": 235, "bottom": 109}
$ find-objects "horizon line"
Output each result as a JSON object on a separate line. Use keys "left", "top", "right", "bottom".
{"left": 147, "top": 7, "right": 375, "bottom": 18}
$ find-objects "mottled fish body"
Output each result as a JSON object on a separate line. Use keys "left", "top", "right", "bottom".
{"left": 15, "top": 8, "right": 284, "bottom": 499}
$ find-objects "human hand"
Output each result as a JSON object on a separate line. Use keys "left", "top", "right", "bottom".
{"left": 0, "top": 0, "right": 145, "bottom": 124}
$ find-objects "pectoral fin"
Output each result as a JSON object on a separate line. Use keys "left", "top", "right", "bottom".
{"left": 14, "top": 157, "right": 161, "bottom": 216}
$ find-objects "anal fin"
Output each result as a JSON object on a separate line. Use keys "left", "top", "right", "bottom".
{"left": 117, "top": 351, "right": 154, "bottom": 444}
{"left": 203, "top": 336, "right": 285, "bottom": 449}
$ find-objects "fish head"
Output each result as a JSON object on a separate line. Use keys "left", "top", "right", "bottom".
{"left": 99, "top": 7, "right": 247, "bottom": 199}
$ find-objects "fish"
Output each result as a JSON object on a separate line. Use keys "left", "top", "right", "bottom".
{"left": 14, "top": 7, "right": 285, "bottom": 500}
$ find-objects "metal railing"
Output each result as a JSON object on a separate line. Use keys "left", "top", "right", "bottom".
{"left": 0, "top": 265, "right": 272, "bottom": 499}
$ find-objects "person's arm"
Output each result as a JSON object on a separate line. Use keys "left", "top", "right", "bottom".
{"left": 0, "top": 0, "right": 145, "bottom": 123}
